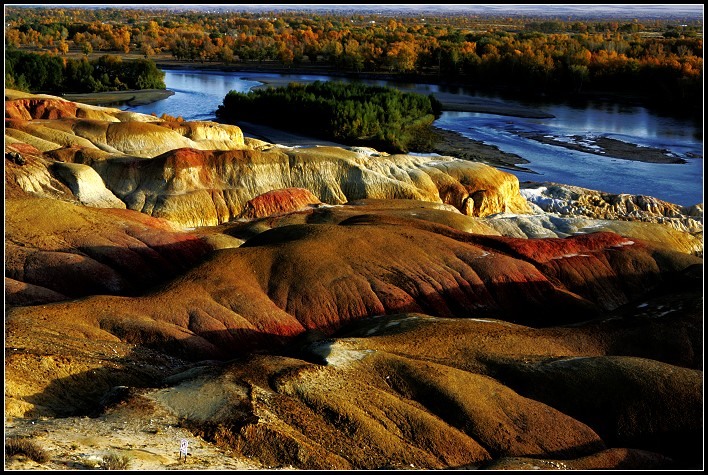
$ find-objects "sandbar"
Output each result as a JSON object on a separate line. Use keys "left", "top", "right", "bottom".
{"left": 519, "top": 132, "right": 689, "bottom": 164}
{"left": 61, "top": 89, "right": 175, "bottom": 107}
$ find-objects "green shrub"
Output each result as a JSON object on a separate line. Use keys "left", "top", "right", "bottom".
{"left": 216, "top": 81, "right": 442, "bottom": 153}
{"left": 5, "top": 436, "right": 50, "bottom": 463}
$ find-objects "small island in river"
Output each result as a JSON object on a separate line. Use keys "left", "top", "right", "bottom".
{"left": 518, "top": 132, "right": 689, "bottom": 164}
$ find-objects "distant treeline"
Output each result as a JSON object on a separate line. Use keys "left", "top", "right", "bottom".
{"left": 5, "top": 7, "right": 702, "bottom": 114}
{"left": 217, "top": 81, "right": 443, "bottom": 153}
{"left": 5, "top": 50, "right": 166, "bottom": 93}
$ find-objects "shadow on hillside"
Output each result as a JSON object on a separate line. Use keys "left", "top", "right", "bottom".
{"left": 5, "top": 239, "right": 215, "bottom": 306}
{"left": 11, "top": 242, "right": 702, "bottom": 421}
{"left": 13, "top": 283, "right": 703, "bottom": 469}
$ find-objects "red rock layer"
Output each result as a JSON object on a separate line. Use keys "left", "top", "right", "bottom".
{"left": 6, "top": 219, "right": 700, "bottom": 360}
{"left": 6, "top": 98, "right": 79, "bottom": 120}
{"left": 240, "top": 188, "right": 322, "bottom": 219}
{"left": 5, "top": 197, "right": 213, "bottom": 303}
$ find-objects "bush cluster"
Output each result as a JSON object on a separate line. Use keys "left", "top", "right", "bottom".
{"left": 100, "top": 452, "right": 131, "bottom": 470}
{"left": 5, "top": 436, "right": 50, "bottom": 463}
{"left": 217, "top": 81, "right": 442, "bottom": 153}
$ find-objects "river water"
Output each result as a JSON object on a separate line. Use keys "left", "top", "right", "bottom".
{"left": 124, "top": 69, "right": 703, "bottom": 207}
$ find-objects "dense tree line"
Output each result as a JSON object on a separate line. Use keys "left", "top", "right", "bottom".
{"left": 5, "top": 7, "right": 702, "bottom": 112}
{"left": 5, "top": 50, "right": 166, "bottom": 93}
{"left": 216, "top": 81, "right": 443, "bottom": 153}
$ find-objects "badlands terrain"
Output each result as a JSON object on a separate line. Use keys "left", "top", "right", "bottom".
{"left": 4, "top": 89, "right": 703, "bottom": 470}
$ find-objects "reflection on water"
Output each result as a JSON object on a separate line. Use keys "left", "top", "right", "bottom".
{"left": 123, "top": 69, "right": 703, "bottom": 206}
{"left": 435, "top": 111, "right": 703, "bottom": 206}
{"left": 125, "top": 70, "right": 262, "bottom": 121}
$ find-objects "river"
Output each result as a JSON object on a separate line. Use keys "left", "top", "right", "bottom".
{"left": 123, "top": 69, "right": 703, "bottom": 207}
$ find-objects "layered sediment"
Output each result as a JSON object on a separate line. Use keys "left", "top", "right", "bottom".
{"left": 4, "top": 90, "right": 704, "bottom": 470}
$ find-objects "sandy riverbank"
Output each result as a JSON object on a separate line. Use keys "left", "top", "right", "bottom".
{"left": 61, "top": 89, "right": 174, "bottom": 107}
{"left": 518, "top": 132, "right": 689, "bottom": 164}
{"left": 428, "top": 127, "right": 535, "bottom": 173}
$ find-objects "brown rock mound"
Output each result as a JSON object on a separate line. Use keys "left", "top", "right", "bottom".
{"left": 5, "top": 197, "right": 213, "bottom": 303}
{"left": 225, "top": 198, "right": 701, "bottom": 256}
{"left": 486, "top": 356, "right": 703, "bottom": 467}
{"left": 6, "top": 221, "right": 699, "bottom": 360}
{"left": 132, "top": 289, "right": 700, "bottom": 469}
{"left": 5, "top": 209, "right": 701, "bottom": 468}
{"left": 8, "top": 298, "right": 699, "bottom": 466}
{"left": 4, "top": 277, "right": 68, "bottom": 306}
{"left": 91, "top": 147, "right": 530, "bottom": 227}
{"left": 240, "top": 188, "right": 322, "bottom": 219}
{"left": 5, "top": 98, "right": 79, "bottom": 120}
{"left": 164, "top": 350, "right": 603, "bottom": 470}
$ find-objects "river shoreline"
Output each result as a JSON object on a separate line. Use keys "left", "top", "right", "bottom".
{"left": 234, "top": 120, "right": 536, "bottom": 174}
{"left": 247, "top": 76, "right": 555, "bottom": 119}
{"left": 61, "top": 89, "right": 175, "bottom": 107}
{"left": 63, "top": 81, "right": 694, "bottom": 172}
{"left": 518, "top": 132, "right": 688, "bottom": 164}
{"left": 66, "top": 65, "right": 699, "bottom": 192}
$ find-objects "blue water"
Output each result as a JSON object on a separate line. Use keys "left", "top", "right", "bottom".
{"left": 435, "top": 111, "right": 703, "bottom": 207}
{"left": 123, "top": 69, "right": 704, "bottom": 207}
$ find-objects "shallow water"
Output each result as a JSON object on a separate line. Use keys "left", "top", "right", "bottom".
{"left": 124, "top": 69, "right": 703, "bottom": 206}
{"left": 435, "top": 111, "right": 703, "bottom": 206}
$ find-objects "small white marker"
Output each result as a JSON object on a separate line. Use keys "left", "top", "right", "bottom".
{"left": 179, "top": 439, "right": 188, "bottom": 462}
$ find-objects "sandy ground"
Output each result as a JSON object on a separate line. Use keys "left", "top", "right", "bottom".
{"left": 4, "top": 406, "right": 273, "bottom": 471}
{"left": 237, "top": 121, "right": 348, "bottom": 148}
{"left": 61, "top": 89, "right": 175, "bottom": 107}
{"left": 518, "top": 132, "right": 690, "bottom": 164}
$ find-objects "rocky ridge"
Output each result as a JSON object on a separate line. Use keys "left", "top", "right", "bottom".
{"left": 4, "top": 90, "right": 704, "bottom": 470}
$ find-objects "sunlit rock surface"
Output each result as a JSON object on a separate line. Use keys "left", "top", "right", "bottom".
{"left": 5, "top": 90, "right": 246, "bottom": 158}
{"left": 5, "top": 142, "right": 73, "bottom": 199}
{"left": 50, "top": 161, "right": 126, "bottom": 208}
{"left": 4, "top": 89, "right": 703, "bottom": 470}
{"left": 88, "top": 146, "right": 530, "bottom": 227}
{"left": 5, "top": 90, "right": 531, "bottom": 228}
{"left": 240, "top": 187, "right": 322, "bottom": 219}
{"left": 521, "top": 182, "right": 703, "bottom": 235}
{"left": 5, "top": 196, "right": 213, "bottom": 303}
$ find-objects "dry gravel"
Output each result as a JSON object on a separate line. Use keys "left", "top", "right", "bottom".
{"left": 4, "top": 408, "right": 273, "bottom": 471}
